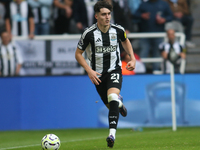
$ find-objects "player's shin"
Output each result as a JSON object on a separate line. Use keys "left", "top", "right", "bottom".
{"left": 108, "top": 93, "right": 120, "bottom": 138}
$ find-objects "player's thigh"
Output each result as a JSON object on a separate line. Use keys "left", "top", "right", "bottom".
{"left": 95, "top": 81, "right": 108, "bottom": 105}
{"left": 107, "top": 88, "right": 120, "bottom": 96}
{"left": 107, "top": 69, "right": 122, "bottom": 95}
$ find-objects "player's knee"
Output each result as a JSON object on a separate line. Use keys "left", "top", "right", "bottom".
{"left": 108, "top": 93, "right": 118, "bottom": 103}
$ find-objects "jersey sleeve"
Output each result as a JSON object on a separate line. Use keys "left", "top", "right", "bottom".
{"left": 179, "top": 45, "right": 183, "bottom": 52}
{"left": 5, "top": 3, "right": 10, "bottom": 19}
{"left": 118, "top": 25, "right": 127, "bottom": 42}
{"left": 159, "top": 42, "right": 165, "bottom": 52}
{"left": 28, "top": 4, "right": 34, "bottom": 18}
{"left": 13, "top": 42, "right": 23, "bottom": 64}
{"left": 77, "top": 30, "right": 90, "bottom": 51}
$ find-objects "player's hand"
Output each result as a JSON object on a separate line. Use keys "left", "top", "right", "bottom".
{"left": 174, "top": 12, "right": 183, "bottom": 19}
{"left": 141, "top": 12, "right": 150, "bottom": 20}
{"left": 88, "top": 70, "right": 102, "bottom": 85}
{"left": 156, "top": 17, "right": 166, "bottom": 24}
{"left": 65, "top": 6, "right": 72, "bottom": 18}
{"left": 126, "top": 60, "right": 136, "bottom": 71}
{"left": 29, "top": 33, "right": 34, "bottom": 39}
{"left": 76, "top": 22, "right": 83, "bottom": 30}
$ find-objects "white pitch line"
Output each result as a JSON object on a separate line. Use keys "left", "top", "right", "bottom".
{"left": 0, "top": 144, "right": 41, "bottom": 150}
{"left": 0, "top": 137, "right": 105, "bottom": 150}
{"left": 0, "top": 129, "right": 170, "bottom": 150}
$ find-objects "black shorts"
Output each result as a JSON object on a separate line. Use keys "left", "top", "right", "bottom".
{"left": 95, "top": 68, "right": 122, "bottom": 105}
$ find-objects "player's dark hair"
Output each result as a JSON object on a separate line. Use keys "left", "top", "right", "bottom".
{"left": 94, "top": 0, "right": 113, "bottom": 14}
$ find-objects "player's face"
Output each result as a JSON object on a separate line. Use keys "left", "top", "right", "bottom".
{"left": 95, "top": 8, "right": 111, "bottom": 27}
{"left": 1, "top": 32, "right": 10, "bottom": 46}
{"left": 15, "top": 0, "right": 23, "bottom": 4}
{"left": 167, "top": 29, "right": 175, "bottom": 43}
{"left": 64, "top": 0, "right": 73, "bottom": 6}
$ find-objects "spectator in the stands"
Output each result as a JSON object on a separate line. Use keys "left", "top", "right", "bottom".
{"left": 0, "top": 0, "right": 12, "bottom": 3}
{"left": 27, "top": 0, "right": 53, "bottom": 35}
{"left": 159, "top": 29, "right": 186, "bottom": 73}
{"left": 127, "top": 0, "right": 142, "bottom": 32}
{"left": 0, "top": 2, "right": 6, "bottom": 32}
{"left": 0, "top": 30, "right": 23, "bottom": 76}
{"left": 83, "top": 0, "right": 97, "bottom": 27}
{"left": 165, "top": 0, "right": 195, "bottom": 48}
{"left": 5, "top": 0, "right": 35, "bottom": 39}
{"left": 73, "top": 0, "right": 88, "bottom": 33}
{"left": 94, "top": 0, "right": 132, "bottom": 33}
{"left": 133, "top": 0, "right": 173, "bottom": 73}
{"left": 114, "top": 0, "right": 135, "bottom": 32}
{"left": 53, "top": 0, "right": 75, "bottom": 34}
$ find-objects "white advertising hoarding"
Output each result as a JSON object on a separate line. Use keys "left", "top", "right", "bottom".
{"left": 15, "top": 39, "right": 84, "bottom": 76}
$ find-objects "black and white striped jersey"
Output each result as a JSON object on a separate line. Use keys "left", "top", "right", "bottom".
{"left": 77, "top": 23, "right": 127, "bottom": 75}
{"left": 0, "top": 43, "right": 23, "bottom": 76}
{"left": 159, "top": 41, "right": 183, "bottom": 54}
{"left": 5, "top": 1, "right": 34, "bottom": 36}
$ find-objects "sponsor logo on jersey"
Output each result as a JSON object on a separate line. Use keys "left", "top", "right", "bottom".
{"left": 96, "top": 45, "right": 117, "bottom": 53}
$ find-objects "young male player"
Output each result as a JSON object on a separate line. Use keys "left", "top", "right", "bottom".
{"left": 75, "top": 0, "right": 136, "bottom": 148}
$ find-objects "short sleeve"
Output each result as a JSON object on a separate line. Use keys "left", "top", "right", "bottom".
{"left": 118, "top": 26, "right": 126, "bottom": 42}
{"left": 28, "top": 4, "right": 34, "bottom": 18}
{"left": 77, "top": 30, "right": 90, "bottom": 51}
{"left": 5, "top": 3, "right": 10, "bottom": 19}
{"left": 159, "top": 42, "right": 165, "bottom": 52}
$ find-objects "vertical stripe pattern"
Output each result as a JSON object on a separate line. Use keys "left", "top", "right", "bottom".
{"left": 78, "top": 23, "right": 125, "bottom": 75}
{"left": 102, "top": 32, "right": 111, "bottom": 74}
{"left": 10, "top": 1, "right": 29, "bottom": 36}
{"left": 0, "top": 44, "right": 23, "bottom": 76}
{"left": 5, "top": 47, "right": 11, "bottom": 75}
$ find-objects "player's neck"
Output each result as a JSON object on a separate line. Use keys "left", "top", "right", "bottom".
{"left": 97, "top": 24, "right": 110, "bottom": 33}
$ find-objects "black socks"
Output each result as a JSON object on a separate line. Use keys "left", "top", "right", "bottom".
{"left": 108, "top": 101, "right": 119, "bottom": 129}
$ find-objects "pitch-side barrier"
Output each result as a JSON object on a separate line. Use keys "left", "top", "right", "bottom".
{"left": 13, "top": 32, "right": 186, "bottom": 131}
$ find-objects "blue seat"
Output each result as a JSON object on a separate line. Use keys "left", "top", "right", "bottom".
{"left": 146, "top": 82, "right": 186, "bottom": 125}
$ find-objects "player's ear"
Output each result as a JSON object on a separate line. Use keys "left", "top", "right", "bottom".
{"left": 95, "top": 14, "right": 98, "bottom": 20}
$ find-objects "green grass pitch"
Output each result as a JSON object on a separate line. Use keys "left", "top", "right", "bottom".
{"left": 0, "top": 127, "right": 200, "bottom": 150}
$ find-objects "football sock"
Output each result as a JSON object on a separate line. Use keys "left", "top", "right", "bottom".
{"left": 118, "top": 99, "right": 123, "bottom": 108}
{"left": 108, "top": 101, "right": 119, "bottom": 129}
{"left": 118, "top": 95, "right": 123, "bottom": 108}
{"left": 109, "top": 128, "right": 116, "bottom": 139}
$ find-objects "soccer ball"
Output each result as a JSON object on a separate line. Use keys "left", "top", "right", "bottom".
{"left": 41, "top": 134, "right": 61, "bottom": 150}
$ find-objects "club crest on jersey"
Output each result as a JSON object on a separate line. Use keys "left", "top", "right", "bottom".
{"left": 96, "top": 45, "right": 117, "bottom": 53}
{"left": 111, "top": 34, "right": 117, "bottom": 41}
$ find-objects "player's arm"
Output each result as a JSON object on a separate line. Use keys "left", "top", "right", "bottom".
{"left": 179, "top": 45, "right": 186, "bottom": 59}
{"left": 121, "top": 38, "right": 136, "bottom": 71}
{"left": 161, "top": 51, "right": 168, "bottom": 59}
{"left": 28, "top": 4, "right": 35, "bottom": 39}
{"left": 15, "top": 64, "right": 22, "bottom": 75}
{"left": 159, "top": 43, "right": 168, "bottom": 59}
{"left": 180, "top": 52, "right": 186, "bottom": 59}
{"left": 28, "top": 17, "right": 35, "bottom": 39}
{"left": 5, "top": 4, "right": 12, "bottom": 38}
{"left": 54, "top": 0, "right": 66, "bottom": 9}
{"left": 75, "top": 48, "right": 101, "bottom": 85}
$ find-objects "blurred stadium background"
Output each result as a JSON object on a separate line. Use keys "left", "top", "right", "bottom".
{"left": 1, "top": 0, "right": 200, "bottom": 149}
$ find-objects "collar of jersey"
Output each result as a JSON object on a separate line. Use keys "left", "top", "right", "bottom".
{"left": 96, "top": 23, "right": 111, "bottom": 33}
